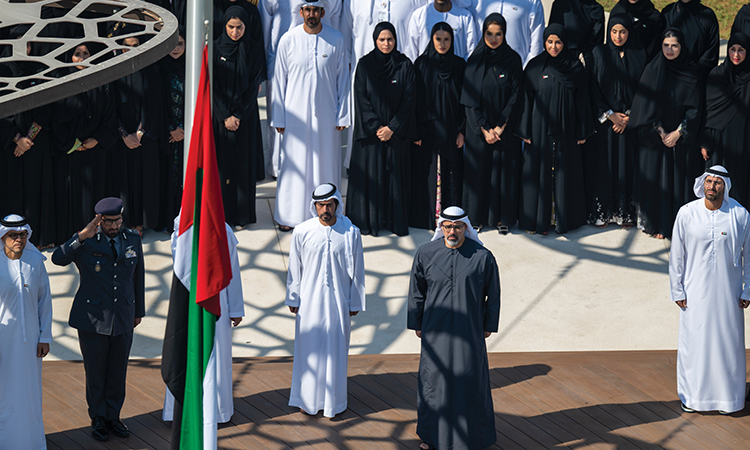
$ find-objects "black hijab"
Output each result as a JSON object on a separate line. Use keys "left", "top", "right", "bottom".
{"left": 216, "top": 6, "right": 249, "bottom": 62}
{"left": 733, "top": 4, "right": 750, "bottom": 38}
{"left": 610, "top": 0, "right": 662, "bottom": 51}
{"left": 158, "top": 25, "right": 186, "bottom": 79}
{"left": 367, "top": 22, "right": 405, "bottom": 80}
{"left": 591, "top": 14, "right": 646, "bottom": 111}
{"left": 629, "top": 28, "right": 701, "bottom": 128}
{"left": 661, "top": 0, "right": 717, "bottom": 73}
{"left": 461, "top": 13, "right": 522, "bottom": 107}
{"left": 704, "top": 32, "right": 750, "bottom": 131}
{"left": 414, "top": 22, "right": 466, "bottom": 143}
{"left": 541, "top": 24, "right": 587, "bottom": 88}
{"left": 419, "top": 22, "right": 462, "bottom": 82}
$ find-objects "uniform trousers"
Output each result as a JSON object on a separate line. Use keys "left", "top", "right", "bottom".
{"left": 78, "top": 329, "right": 133, "bottom": 420}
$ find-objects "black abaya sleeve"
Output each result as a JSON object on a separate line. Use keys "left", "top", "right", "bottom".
{"left": 482, "top": 253, "right": 501, "bottom": 333}
{"left": 236, "top": 42, "right": 264, "bottom": 121}
{"left": 89, "top": 84, "right": 117, "bottom": 150}
{"left": 497, "top": 63, "right": 524, "bottom": 131}
{"left": 574, "top": 84, "right": 597, "bottom": 141}
{"left": 352, "top": 65, "right": 383, "bottom": 140}
{"left": 387, "top": 65, "right": 417, "bottom": 140}
{"left": 406, "top": 250, "right": 427, "bottom": 331}
{"left": 698, "top": 12, "right": 720, "bottom": 76}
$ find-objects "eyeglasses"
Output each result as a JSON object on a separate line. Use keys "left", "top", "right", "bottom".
{"left": 441, "top": 224, "right": 465, "bottom": 231}
{"left": 6, "top": 232, "right": 28, "bottom": 241}
{"left": 101, "top": 217, "right": 123, "bottom": 226}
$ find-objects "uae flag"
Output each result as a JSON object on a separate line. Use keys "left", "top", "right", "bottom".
{"left": 162, "top": 45, "right": 232, "bottom": 450}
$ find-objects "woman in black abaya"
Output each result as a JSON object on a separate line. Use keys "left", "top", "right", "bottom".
{"left": 461, "top": 13, "right": 523, "bottom": 234}
{"left": 411, "top": 22, "right": 466, "bottom": 230}
{"left": 518, "top": 24, "right": 595, "bottom": 235}
{"left": 700, "top": 33, "right": 750, "bottom": 209}
{"left": 629, "top": 28, "right": 702, "bottom": 239}
{"left": 548, "top": 0, "right": 604, "bottom": 67}
{"left": 346, "top": 22, "right": 417, "bottom": 236}
{"left": 0, "top": 28, "right": 56, "bottom": 247}
{"left": 584, "top": 14, "right": 646, "bottom": 228}
{"left": 113, "top": 30, "right": 165, "bottom": 232}
{"left": 610, "top": 0, "right": 663, "bottom": 59}
{"left": 51, "top": 44, "right": 117, "bottom": 243}
{"left": 213, "top": 6, "right": 265, "bottom": 228}
{"left": 158, "top": 26, "right": 186, "bottom": 230}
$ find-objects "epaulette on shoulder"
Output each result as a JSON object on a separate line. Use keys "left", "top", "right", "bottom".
{"left": 123, "top": 228, "right": 141, "bottom": 236}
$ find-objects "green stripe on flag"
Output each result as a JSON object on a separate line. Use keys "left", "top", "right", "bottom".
{"left": 181, "top": 169, "right": 217, "bottom": 449}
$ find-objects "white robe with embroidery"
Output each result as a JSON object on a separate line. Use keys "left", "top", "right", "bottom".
{"left": 285, "top": 216, "right": 365, "bottom": 417}
{"left": 404, "top": 3, "right": 478, "bottom": 61}
{"left": 271, "top": 25, "right": 350, "bottom": 227}
{"left": 0, "top": 249, "right": 52, "bottom": 450}
{"left": 162, "top": 224, "right": 245, "bottom": 424}
{"left": 260, "top": 0, "right": 343, "bottom": 177}
{"left": 670, "top": 197, "right": 750, "bottom": 413}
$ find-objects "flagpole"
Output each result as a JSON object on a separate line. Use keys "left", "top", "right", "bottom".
{"left": 184, "top": 0, "right": 213, "bottom": 178}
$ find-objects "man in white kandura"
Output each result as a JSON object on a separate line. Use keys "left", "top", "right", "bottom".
{"left": 405, "top": 0, "right": 478, "bottom": 61}
{"left": 272, "top": 0, "right": 350, "bottom": 231}
{"left": 162, "top": 216, "right": 245, "bottom": 425}
{"left": 0, "top": 215, "right": 52, "bottom": 450}
{"left": 261, "top": 0, "right": 343, "bottom": 178}
{"left": 286, "top": 183, "right": 366, "bottom": 417}
{"left": 670, "top": 165, "right": 750, "bottom": 415}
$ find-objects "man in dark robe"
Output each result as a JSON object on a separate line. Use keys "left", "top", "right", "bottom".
{"left": 408, "top": 206, "right": 501, "bottom": 450}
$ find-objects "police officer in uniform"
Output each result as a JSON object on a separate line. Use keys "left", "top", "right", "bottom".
{"left": 52, "top": 197, "right": 145, "bottom": 442}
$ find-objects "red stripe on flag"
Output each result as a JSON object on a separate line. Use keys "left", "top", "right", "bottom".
{"left": 179, "top": 46, "right": 231, "bottom": 316}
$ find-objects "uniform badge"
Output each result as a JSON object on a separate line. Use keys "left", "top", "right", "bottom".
{"left": 499, "top": 74, "right": 505, "bottom": 78}
{"left": 543, "top": 75, "right": 549, "bottom": 79}
{"left": 125, "top": 246, "right": 137, "bottom": 258}
{"left": 95, "top": 264, "right": 101, "bottom": 272}
{"left": 322, "top": 54, "right": 329, "bottom": 58}
{"left": 721, "top": 232, "right": 727, "bottom": 235}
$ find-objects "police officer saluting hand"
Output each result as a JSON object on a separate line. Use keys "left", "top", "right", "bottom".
{"left": 52, "top": 197, "right": 145, "bottom": 442}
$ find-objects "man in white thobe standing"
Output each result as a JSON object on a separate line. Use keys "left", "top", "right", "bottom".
{"left": 469, "top": 0, "right": 545, "bottom": 67}
{"left": 272, "top": 0, "right": 350, "bottom": 230}
{"left": 405, "top": 0, "right": 478, "bottom": 61}
{"left": 260, "top": 0, "right": 343, "bottom": 178}
{"left": 340, "top": 0, "right": 429, "bottom": 168}
{"left": 162, "top": 216, "right": 245, "bottom": 426}
{"left": 0, "top": 214, "right": 52, "bottom": 450}
{"left": 670, "top": 165, "right": 750, "bottom": 414}
{"left": 286, "top": 183, "right": 366, "bottom": 417}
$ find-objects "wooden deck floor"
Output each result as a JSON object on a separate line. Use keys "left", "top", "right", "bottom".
{"left": 42, "top": 351, "right": 750, "bottom": 449}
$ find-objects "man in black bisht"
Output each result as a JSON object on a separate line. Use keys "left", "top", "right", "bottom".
{"left": 408, "top": 206, "right": 501, "bottom": 450}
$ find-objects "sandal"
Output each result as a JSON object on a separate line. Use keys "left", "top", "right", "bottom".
{"left": 278, "top": 225, "right": 293, "bottom": 232}
{"left": 497, "top": 224, "right": 509, "bottom": 235}
{"left": 419, "top": 443, "right": 434, "bottom": 450}
{"left": 621, "top": 222, "right": 635, "bottom": 230}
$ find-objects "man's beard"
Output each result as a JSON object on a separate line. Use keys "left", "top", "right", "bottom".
{"left": 320, "top": 212, "right": 332, "bottom": 222}
{"left": 306, "top": 18, "right": 319, "bottom": 28}
{"left": 445, "top": 236, "right": 459, "bottom": 248}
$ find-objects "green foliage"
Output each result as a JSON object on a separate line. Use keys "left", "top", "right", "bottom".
{"left": 597, "top": 0, "right": 744, "bottom": 39}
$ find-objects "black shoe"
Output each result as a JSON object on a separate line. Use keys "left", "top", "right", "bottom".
{"left": 107, "top": 419, "right": 130, "bottom": 438}
{"left": 91, "top": 416, "right": 109, "bottom": 441}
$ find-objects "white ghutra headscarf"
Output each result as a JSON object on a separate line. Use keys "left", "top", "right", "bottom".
{"left": 431, "top": 206, "right": 483, "bottom": 245}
